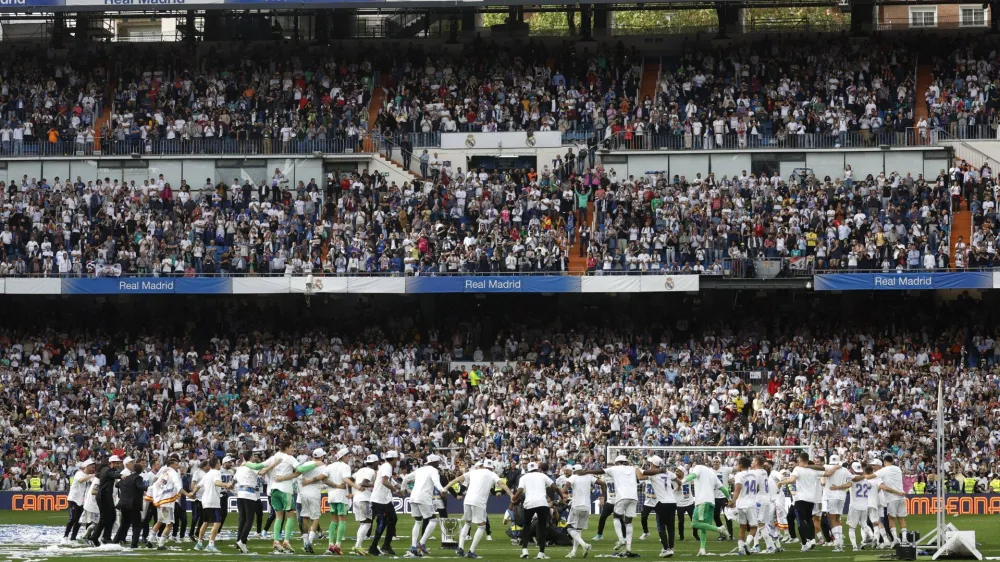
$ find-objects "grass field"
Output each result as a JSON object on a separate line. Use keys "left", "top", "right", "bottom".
{"left": 0, "top": 512, "right": 993, "bottom": 562}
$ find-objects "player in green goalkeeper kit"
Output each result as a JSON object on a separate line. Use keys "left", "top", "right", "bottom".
{"left": 684, "top": 463, "right": 732, "bottom": 555}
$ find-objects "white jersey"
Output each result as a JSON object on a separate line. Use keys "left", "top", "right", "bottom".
{"left": 792, "top": 465, "right": 821, "bottom": 504}
{"left": 734, "top": 470, "right": 758, "bottom": 509}
{"left": 567, "top": 474, "right": 597, "bottom": 510}
{"left": 68, "top": 470, "right": 92, "bottom": 504}
{"left": 326, "top": 461, "right": 352, "bottom": 504}
{"left": 409, "top": 465, "right": 443, "bottom": 505}
{"left": 264, "top": 452, "right": 299, "bottom": 494}
{"left": 849, "top": 478, "right": 874, "bottom": 511}
{"left": 518, "top": 472, "right": 554, "bottom": 510}
{"left": 371, "top": 462, "right": 395, "bottom": 504}
{"left": 84, "top": 479, "right": 99, "bottom": 513}
{"left": 463, "top": 468, "right": 501, "bottom": 509}
{"left": 676, "top": 478, "right": 695, "bottom": 507}
{"left": 825, "top": 466, "right": 853, "bottom": 501}
{"left": 153, "top": 466, "right": 184, "bottom": 506}
{"left": 875, "top": 465, "right": 903, "bottom": 498}
{"left": 647, "top": 471, "right": 677, "bottom": 504}
{"left": 766, "top": 471, "right": 781, "bottom": 502}
{"left": 352, "top": 467, "right": 376, "bottom": 502}
{"left": 190, "top": 467, "right": 206, "bottom": 498}
{"left": 868, "top": 476, "right": 884, "bottom": 509}
{"left": 234, "top": 465, "right": 260, "bottom": 501}
{"left": 690, "top": 465, "right": 720, "bottom": 506}
{"left": 198, "top": 469, "right": 223, "bottom": 509}
{"left": 299, "top": 464, "right": 326, "bottom": 500}
{"left": 604, "top": 465, "right": 640, "bottom": 502}
{"left": 714, "top": 466, "right": 733, "bottom": 499}
{"left": 601, "top": 475, "right": 617, "bottom": 504}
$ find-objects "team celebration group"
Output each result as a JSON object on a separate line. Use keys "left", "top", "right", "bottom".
{"left": 61, "top": 443, "right": 910, "bottom": 559}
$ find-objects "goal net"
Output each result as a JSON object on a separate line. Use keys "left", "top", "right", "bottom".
{"left": 605, "top": 445, "right": 813, "bottom": 506}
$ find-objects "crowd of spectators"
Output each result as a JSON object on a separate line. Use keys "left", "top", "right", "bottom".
{"left": 373, "top": 35, "right": 919, "bottom": 152}
{"left": 101, "top": 43, "right": 376, "bottom": 155}
{"left": 0, "top": 156, "right": 970, "bottom": 277}
{"left": 0, "top": 46, "right": 108, "bottom": 157}
{"left": 578, "top": 164, "right": 955, "bottom": 274}
{"left": 0, "top": 292, "right": 996, "bottom": 492}
{"left": 925, "top": 40, "right": 1000, "bottom": 141}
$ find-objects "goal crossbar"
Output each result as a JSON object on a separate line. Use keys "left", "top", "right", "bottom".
{"left": 605, "top": 445, "right": 813, "bottom": 465}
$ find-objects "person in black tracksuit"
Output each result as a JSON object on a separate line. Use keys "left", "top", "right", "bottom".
{"left": 113, "top": 461, "right": 149, "bottom": 547}
{"left": 90, "top": 457, "right": 124, "bottom": 546}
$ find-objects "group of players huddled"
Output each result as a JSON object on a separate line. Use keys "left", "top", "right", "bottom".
{"left": 58, "top": 444, "right": 910, "bottom": 559}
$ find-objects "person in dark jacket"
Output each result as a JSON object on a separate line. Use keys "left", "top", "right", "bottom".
{"left": 113, "top": 460, "right": 148, "bottom": 547}
{"left": 90, "top": 455, "right": 124, "bottom": 546}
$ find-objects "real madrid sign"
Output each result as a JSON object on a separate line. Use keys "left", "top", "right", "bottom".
{"left": 441, "top": 131, "right": 563, "bottom": 150}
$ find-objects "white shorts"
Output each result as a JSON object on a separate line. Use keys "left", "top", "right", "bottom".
{"left": 462, "top": 505, "right": 488, "bottom": 525}
{"left": 775, "top": 499, "right": 788, "bottom": 522}
{"left": 411, "top": 502, "right": 436, "bottom": 519}
{"left": 759, "top": 502, "right": 774, "bottom": 526}
{"left": 827, "top": 499, "right": 845, "bottom": 515}
{"left": 847, "top": 509, "right": 867, "bottom": 527}
{"left": 867, "top": 507, "right": 882, "bottom": 523}
{"left": 886, "top": 499, "right": 908, "bottom": 518}
{"left": 737, "top": 507, "right": 758, "bottom": 526}
{"left": 614, "top": 499, "right": 638, "bottom": 519}
{"left": 82, "top": 510, "right": 99, "bottom": 525}
{"left": 299, "top": 495, "right": 321, "bottom": 520}
{"left": 353, "top": 501, "right": 372, "bottom": 522}
{"left": 157, "top": 505, "right": 175, "bottom": 525}
{"left": 567, "top": 507, "right": 590, "bottom": 530}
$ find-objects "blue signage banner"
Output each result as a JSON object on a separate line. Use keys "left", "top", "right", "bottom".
{"left": 175, "top": 278, "right": 233, "bottom": 294}
{"left": 815, "top": 272, "right": 993, "bottom": 291}
{"left": 405, "top": 276, "right": 581, "bottom": 294}
{"left": 0, "top": 0, "right": 64, "bottom": 8}
{"left": 61, "top": 277, "right": 232, "bottom": 295}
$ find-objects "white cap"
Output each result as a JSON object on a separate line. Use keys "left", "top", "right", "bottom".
{"left": 313, "top": 449, "right": 327, "bottom": 459}
{"left": 426, "top": 454, "right": 441, "bottom": 464}
{"left": 647, "top": 455, "right": 664, "bottom": 467}
{"left": 829, "top": 455, "right": 840, "bottom": 465}
{"left": 297, "top": 454, "right": 309, "bottom": 464}
{"left": 335, "top": 448, "right": 350, "bottom": 460}
{"left": 364, "top": 454, "right": 380, "bottom": 464}
{"left": 614, "top": 455, "right": 628, "bottom": 464}
{"left": 383, "top": 451, "right": 399, "bottom": 460}
{"left": 109, "top": 455, "right": 122, "bottom": 462}
{"left": 871, "top": 458, "right": 883, "bottom": 466}
{"left": 571, "top": 465, "right": 585, "bottom": 472}
{"left": 526, "top": 462, "right": 539, "bottom": 472}
{"left": 80, "top": 459, "right": 95, "bottom": 468}
{"left": 483, "top": 460, "right": 494, "bottom": 470}
{"left": 222, "top": 456, "right": 234, "bottom": 464}
{"left": 851, "top": 461, "right": 863, "bottom": 473}
{"left": 123, "top": 456, "right": 134, "bottom": 464}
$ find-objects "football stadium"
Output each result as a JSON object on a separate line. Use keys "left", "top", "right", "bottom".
{"left": 0, "top": 0, "right": 997, "bottom": 559}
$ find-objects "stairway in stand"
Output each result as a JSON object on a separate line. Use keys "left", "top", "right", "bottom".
{"left": 914, "top": 63, "right": 933, "bottom": 144}
{"left": 638, "top": 57, "right": 661, "bottom": 105}
{"left": 951, "top": 207, "right": 972, "bottom": 268}
{"left": 566, "top": 201, "right": 595, "bottom": 275}
{"left": 94, "top": 106, "right": 112, "bottom": 152}
{"left": 364, "top": 73, "right": 391, "bottom": 153}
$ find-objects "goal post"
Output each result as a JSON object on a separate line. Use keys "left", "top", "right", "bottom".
{"left": 605, "top": 445, "right": 813, "bottom": 507}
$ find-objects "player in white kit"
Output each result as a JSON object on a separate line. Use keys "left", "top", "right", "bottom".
{"left": 730, "top": 457, "right": 759, "bottom": 556}
{"left": 582, "top": 455, "right": 648, "bottom": 558}
{"left": 561, "top": 465, "right": 603, "bottom": 558}
{"left": 445, "top": 459, "right": 512, "bottom": 559}
{"left": 875, "top": 455, "right": 908, "bottom": 546}
{"left": 821, "top": 455, "right": 853, "bottom": 551}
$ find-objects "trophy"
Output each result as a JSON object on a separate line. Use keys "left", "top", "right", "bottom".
{"left": 440, "top": 518, "right": 461, "bottom": 548}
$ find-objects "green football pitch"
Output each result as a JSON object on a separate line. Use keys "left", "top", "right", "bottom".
{"left": 0, "top": 512, "right": 993, "bottom": 562}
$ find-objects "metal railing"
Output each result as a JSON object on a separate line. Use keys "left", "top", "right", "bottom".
{"left": 588, "top": 128, "right": 929, "bottom": 152}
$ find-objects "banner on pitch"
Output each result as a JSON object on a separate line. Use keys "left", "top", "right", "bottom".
{"left": 814, "top": 272, "right": 993, "bottom": 291}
